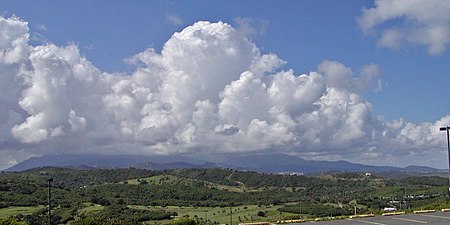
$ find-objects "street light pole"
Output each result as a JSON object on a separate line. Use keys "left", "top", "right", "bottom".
{"left": 48, "top": 178, "right": 53, "bottom": 225}
{"left": 440, "top": 126, "right": 450, "bottom": 196}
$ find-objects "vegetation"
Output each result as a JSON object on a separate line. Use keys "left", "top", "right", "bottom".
{"left": 1, "top": 167, "right": 449, "bottom": 224}
{"left": 278, "top": 203, "right": 352, "bottom": 217}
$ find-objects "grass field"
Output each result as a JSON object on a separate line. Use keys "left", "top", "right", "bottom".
{"left": 77, "top": 203, "right": 105, "bottom": 215}
{"left": 0, "top": 203, "right": 297, "bottom": 223}
{"left": 0, "top": 206, "right": 45, "bottom": 218}
{"left": 129, "top": 204, "right": 301, "bottom": 224}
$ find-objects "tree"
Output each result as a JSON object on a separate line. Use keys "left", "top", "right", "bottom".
{"left": 0, "top": 217, "right": 27, "bottom": 225}
{"left": 170, "top": 218, "right": 198, "bottom": 225}
{"left": 70, "top": 217, "right": 109, "bottom": 225}
{"left": 97, "top": 198, "right": 111, "bottom": 206}
{"left": 257, "top": 211, "right": 265, "bottom": 217}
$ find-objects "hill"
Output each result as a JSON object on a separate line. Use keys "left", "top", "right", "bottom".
{"left": 4, "top": 153, "right": 444, "bottom": 175}
{"left": 1, "top": 167, "right": 449, "bottom": 224}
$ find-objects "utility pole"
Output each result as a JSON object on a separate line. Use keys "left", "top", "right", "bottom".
{"left": 48, "top": 178, "right": 53, "bottom": 225}
{"left": 230, "top": 206, "right": 232, "bottom": 225}
{"left": 403, "top": 189, "right": 406, "bottom": 209}
{"left": 440, "top": 126, "right": 450, "bottom": 197}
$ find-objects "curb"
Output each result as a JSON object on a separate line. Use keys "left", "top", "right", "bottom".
{"left": 382, "top": 212, "right": 406, "bottom": 216}
{"left": 276, "top": 219, "right": 306, "bottom": 224}
{"left": 349, "top": 214, "right": 375, "bottom": 219}
{"left": 413, "top": 210, "right": 436, "bottom": 214}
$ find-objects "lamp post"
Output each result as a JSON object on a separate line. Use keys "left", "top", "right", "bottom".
{"left": 48, "top": 178, "right": 53, "bottom": 225}
{"left": 440, "top": 126, "right": 450, "bottom": 196}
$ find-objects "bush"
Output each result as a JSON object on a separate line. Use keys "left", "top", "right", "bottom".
{"left": 70, "top": 217, "right": 109, "bottom": 225}
{"left": 278, "top": 203, "right": 352, "bottom": 217}
{"left": 0, "top": 217, "right": 27, "bottom": 225}
{"left": 257, "top": 211, "right": 266, "bottom": 217}
{"left": 170, "top": 218, "right": 198, "bottom": 225}
{"left": 97, "top": 198, "right": 111, "bottom": 206}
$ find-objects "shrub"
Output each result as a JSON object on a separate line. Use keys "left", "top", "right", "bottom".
{"left": 257, "top": 211, "right": 266, "bottom": 217}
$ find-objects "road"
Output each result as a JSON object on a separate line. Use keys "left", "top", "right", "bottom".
{"left": 290, "top": 211, "right": 450, "bottom": 225}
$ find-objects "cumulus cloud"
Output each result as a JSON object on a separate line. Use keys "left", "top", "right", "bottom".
{"left": 0, "top": 16, "right": 448, "bottom": 170}
{"left": 318, "top": 61, "right": 382, "bottom": 93}
{"left": 358, "top": 0, "right": 450, "bottom": 55}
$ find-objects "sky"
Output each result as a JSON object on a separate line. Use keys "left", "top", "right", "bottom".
{"left": 0, "top": 0, "right": 449, "bottom": 170}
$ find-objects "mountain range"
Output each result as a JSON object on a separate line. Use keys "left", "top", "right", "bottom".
{"left": 3, "top": 153, "right": 444, "bottom": 175}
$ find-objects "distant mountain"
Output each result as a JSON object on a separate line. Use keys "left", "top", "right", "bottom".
{"left": 134, "top": 161, "right": 218, "bottom": 170}
{"left": 3, "top": 154, "right": 206, "bottom": 172}
{"left": 400, "top": 165, "right": 443, "bottom": 173}
{"left": 4, "top": 153, "right": 443, "bottom": 175}
{"left": 214, "top": 153, "right": 402, "bottom": 174}
{"left": 213, "top": 153, "right": 445, "bottom": 174}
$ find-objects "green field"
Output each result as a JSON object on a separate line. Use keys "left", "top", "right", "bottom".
{"left": 0, "top": 206, "right": 45, "bottom": 218}
{"left": 77, "top": 203, "right": 105, "bottom": 215}
{"left": 129, "top": 204, "right": 300, "bottom": 224}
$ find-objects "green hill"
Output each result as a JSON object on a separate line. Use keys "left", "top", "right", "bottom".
{"left": 1, "top": 167, "right": 449, "bottom": 224}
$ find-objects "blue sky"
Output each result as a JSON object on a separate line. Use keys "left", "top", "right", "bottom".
{"left": 0, "top": 0, "right": 449, "bottom": 169}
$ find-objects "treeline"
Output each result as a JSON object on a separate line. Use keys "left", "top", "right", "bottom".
{"left": 278, "top": 203, "right": 352, "bottom": 217}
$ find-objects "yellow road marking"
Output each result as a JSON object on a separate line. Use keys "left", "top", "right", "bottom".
{"left": 418, "top": 214, "right": 450, "bottom": 219}
{"left": 391, "top": 217, "right": 427, "bottom": 224}
{"left": 350, "top": 219, "right": 387, "bottom": 225}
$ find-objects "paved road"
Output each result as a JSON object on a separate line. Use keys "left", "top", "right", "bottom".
{"left": 291, "top": 211, "right": 450, "bottom": 225}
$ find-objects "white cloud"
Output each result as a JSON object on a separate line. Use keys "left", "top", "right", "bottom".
{"left": 0, "top": 16, "right": 448, "bottom": 169}
{"left": 358, "top": 0, "right": 450, "bottom": 55}
{"left": 0, "top": 16, "right": 29, "bottom": 64}
{"left": 318, "top": 60, "right": 382, "bottom": 92}
{"left": 234, "top": 17, "right": 268, "bottom": 38}
{"left": 167, "top": 14, "right": 183, "bottom": 26}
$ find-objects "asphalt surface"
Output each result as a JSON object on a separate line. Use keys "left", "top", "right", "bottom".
{"left": 291, "top": 211, "right": 450, "bottom": 225}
